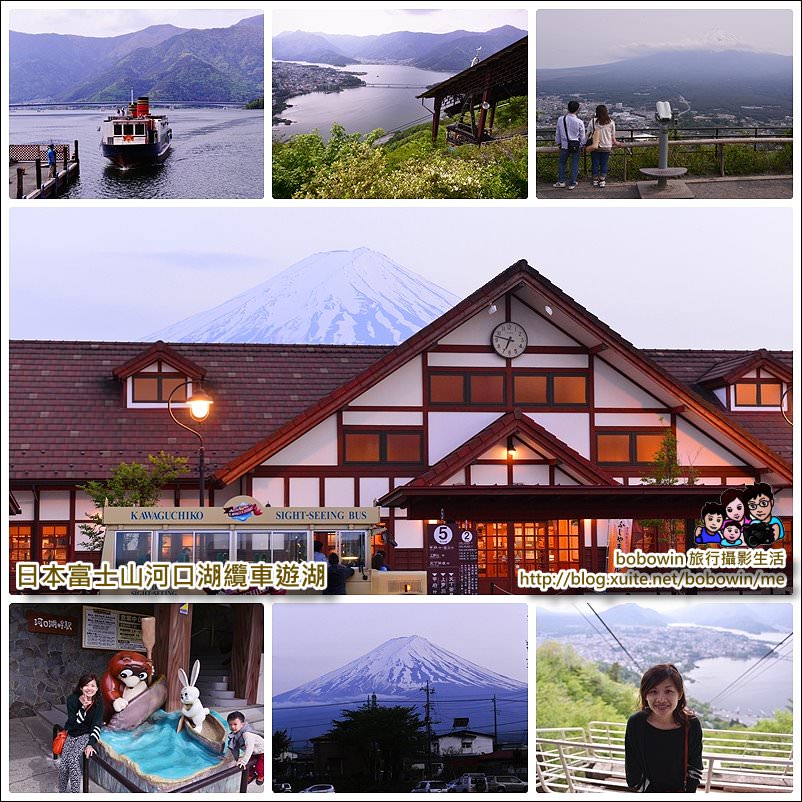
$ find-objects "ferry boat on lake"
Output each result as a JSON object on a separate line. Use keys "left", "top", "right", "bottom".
{"left": 100, "top": 95, "right": 172, "bottom": 168}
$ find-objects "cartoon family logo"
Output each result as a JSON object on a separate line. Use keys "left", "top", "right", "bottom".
{"left": 694, "top": 483, "right": 784, "bottom": 549}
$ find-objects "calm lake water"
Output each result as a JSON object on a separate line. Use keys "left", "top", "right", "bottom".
{"left": 686, "top": 648, "right": 792, "bottom": 724}
{"left": 9, "top": 107, "right": 264, "bottom": 199}
{"left": 272, "top": 62, "right": 454, "bottom": 141}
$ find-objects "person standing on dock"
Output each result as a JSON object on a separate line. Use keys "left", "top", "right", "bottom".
{"left": 47, "top": 144, "right": 57, "bottom": 179}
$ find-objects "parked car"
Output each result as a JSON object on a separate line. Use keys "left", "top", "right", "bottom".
{"left": 449, "top": 773, "right": 488, "bottom": 792}
{"left": 272, "top": 782, "right": 292, "bottom": 793}
{"left": 411, "top": 779, "right": 450, "bottom": 793}
{"left": 299, "top": 784, "right": 335, "bottom": 793}
{"left": 486, "top": 775, "right": 528, "bottom": 793}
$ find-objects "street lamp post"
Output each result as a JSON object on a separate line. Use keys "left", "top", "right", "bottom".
{"left": 167, "top": 381, "right": 213, "bottom": 506}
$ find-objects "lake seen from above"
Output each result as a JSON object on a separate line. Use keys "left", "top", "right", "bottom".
{"left": 272, "top": 62, "right": 455, "bottom": 141}
{"left": 9, "top": 107, "right": 264, "bottom": 199}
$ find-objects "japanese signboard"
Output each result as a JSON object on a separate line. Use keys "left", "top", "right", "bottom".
{"left": 427, "top": 523, "right": 479, "bottom": 594}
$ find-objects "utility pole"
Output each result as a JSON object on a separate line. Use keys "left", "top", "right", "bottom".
{"left": 420, "top": 680, "right": 435, "bottom": 777}
{"left": 492, "top": 695, "right": 498, "bottom": 750}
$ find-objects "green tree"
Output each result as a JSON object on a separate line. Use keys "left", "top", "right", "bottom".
{"left": 273, "top": 728, "right": 292, "bottom": 760}
{"left": 327, "top": 703, "right": 426, "bottom": 788}
{"left": 640, "top": 430, "right": 697, "bottom": 551}
{"left": 78, "top": 451, "right": 188, "bottom": 550}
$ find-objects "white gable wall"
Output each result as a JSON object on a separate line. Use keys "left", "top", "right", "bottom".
{"left": 676, "top": 418, "right": 746, "bottom": 466}
{"left": 594, "top": 358, "right": 663, "bottom": 408}
{"left": 514, "top": 464, "right": 550, "bottom": 485}
{"left": 512, "top": 297, "right": 582, "bottom": 346}
{"left": 252, "top": 477, "right": 284, "bottom": 507}
{"left": 428, "top": 412, "right": 501, "bottom": 464}
{"left": 264, "top": 415, "right": 338, "bottom": 466}
{"left": 527, "top": 412, "right": 590, "bottom": 458}
{"left": 350, "top": 357, "right": 422, "bottom": 406}
{"left": 325, "top": 477, "right": 355, "bottom": 506}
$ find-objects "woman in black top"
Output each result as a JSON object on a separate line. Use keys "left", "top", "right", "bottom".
{"left": 58, "top": 673, "right": 103, "bottom": 793}
{"left": 625, "top": 664, "right": 703, "bottom": 793}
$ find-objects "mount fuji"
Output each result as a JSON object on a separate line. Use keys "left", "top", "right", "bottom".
{"left": 273, "top": 635, "right": 527, "bottom": 744}
{"left": 145, "top": 248, "right": 460, "bottom": 345}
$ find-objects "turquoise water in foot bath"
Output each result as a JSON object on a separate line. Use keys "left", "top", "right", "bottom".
{"left": 100, "top": 710, "right": 229, "bottom": 780}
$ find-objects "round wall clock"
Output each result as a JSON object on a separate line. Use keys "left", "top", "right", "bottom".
{"left": 491, "top": 321, "right": 528, "bottom": 358}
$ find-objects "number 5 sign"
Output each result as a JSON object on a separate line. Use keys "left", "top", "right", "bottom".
{"left": 433, "top": 524, "right": 453, "bottom": 545}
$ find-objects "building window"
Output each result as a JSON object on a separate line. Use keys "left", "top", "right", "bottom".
{"left": 596, "top": 430, "right": 667, "bottom": 465}
{"left": 343, "top": 429, "right": 423, "bottom": 464}
{"left": 41, "top": 524, "right": 69, "bottom": 563}
{"left": 10, "top": 524, "right": 32, "bottom": 568}
{"left": 131, "top": 360, "right": 188, "bottom": 404}
{"left": 428, "top": 371, "right": 505, "bottom": 406}
{"left": 513, "top": 372, "right": 588, "bottom": 406}
{"left": 734, "top": 382, "right": 783, "bottom": 407}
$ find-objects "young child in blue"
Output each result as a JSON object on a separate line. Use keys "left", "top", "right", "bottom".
{"left": 694, "top": 502, "right": 724, "bottom": 544}
{"left": 719, "top": 519, "right": 743, "bottom": 547}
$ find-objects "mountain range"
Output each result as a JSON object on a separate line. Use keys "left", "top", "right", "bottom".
{"left": 273, "top": 635, "right": 527, "bottom": 744}
{"left": 146, "top": 248, "right": 460, "bottom": 346}
{"left": 537, "top": 47, "right": 792, "bottom": 115}
{"left": 9, "top": 16, "right": 263, "bottom": 103}
{"left": 537, "top": 603, "right": 791, "bottom": 636}
{"left": 272, "top": 25, "right": 526, "bottom": 71}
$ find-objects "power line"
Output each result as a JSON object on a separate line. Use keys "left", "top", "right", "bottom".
{"left": 586, "top": 602, "right": 643, "bottom": 673}
{"left": 707, "top": 635, "right": 793, "bottom": 705}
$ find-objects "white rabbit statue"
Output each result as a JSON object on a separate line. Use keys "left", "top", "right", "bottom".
{"left": 178, "top": 659, "right": 209, "bottom": 732}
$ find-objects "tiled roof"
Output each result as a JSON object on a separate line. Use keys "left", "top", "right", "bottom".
{"left": 9, "top": 338, "right": 792, "bottom": 483}
{"left": 645, "top": 349, "right": 793, "bottom": 463}
{"left": 9, "top": 341, "right": 389, "bottom": 482}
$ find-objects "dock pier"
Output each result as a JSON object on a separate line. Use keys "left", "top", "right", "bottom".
{"left": 9, "top": 140, "right": 80, "bottom": 199}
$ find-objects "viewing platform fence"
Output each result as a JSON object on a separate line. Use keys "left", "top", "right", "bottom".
{"left": 536, "top": 721, "right": 793, "bottom": 794}
{"left": 534, "top": 127, "right": 792, "bottom": 181}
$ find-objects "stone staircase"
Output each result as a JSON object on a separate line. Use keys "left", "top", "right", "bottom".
{"left": 193, "top": 652, "right": 264, "bottom": 736}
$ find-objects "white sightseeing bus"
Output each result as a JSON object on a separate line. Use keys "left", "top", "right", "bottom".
{"left": 100, "top": 496, "right": 427, "bottom": 595}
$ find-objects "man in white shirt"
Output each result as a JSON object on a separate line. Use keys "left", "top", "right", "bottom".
{"left": 553, "top": 100, "right": 586, "bottom": 190}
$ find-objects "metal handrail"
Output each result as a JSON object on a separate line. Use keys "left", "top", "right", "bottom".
{"left": 535, "top": 734, "right": 794, "bottom": 793}
{"left": 84, "top": 752, "right": 249, "bottom": 793}
{"left": 535, "top": 136, "right": 791, "bottom": 154}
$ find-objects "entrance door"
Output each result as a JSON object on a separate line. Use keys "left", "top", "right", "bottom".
{"left": 476, "top": 520, "right": 581, "bottom": 594}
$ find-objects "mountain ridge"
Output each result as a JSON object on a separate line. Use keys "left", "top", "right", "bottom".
{"left": 272, "top": 25, "right": 526, "bottom": 71}
{"left": 274, "top": 634, "right": 526, "bottom": 705}
{"left": 10, "top": 16, "right": 264, "bottom": 103}
{"left": 146, "top": 248, "right": 460, "bottom": 345}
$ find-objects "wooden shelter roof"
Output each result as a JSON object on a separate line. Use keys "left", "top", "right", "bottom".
{"left": 417, "top": 36, "right": 528, "bottom": 103}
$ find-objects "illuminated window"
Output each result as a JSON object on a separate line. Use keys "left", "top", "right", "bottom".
{"left": 513, "top": 375, "right": 547, "bottom": 404}
{"left": 131, "top": 360, "right": 188, "bottom": 404}
{"left": 343, "top": 430, "right": 423, "bottom": 464}
{"left": 10, "top": 525, "right": 32, "bottom": 568}
{"left": 734, "top": 382, "right": 783, "bottom": 407}
{"left": 513, "top": 373, "right": 588, "bottom": 406}
{"left": 597, "top": 431, "right": 668, "bottom": 464}
{"left": 41, "top": 525, "right": 68, "bottom": 563}
{"left": 428, "top": 371, "right": 505, "bottom": 406}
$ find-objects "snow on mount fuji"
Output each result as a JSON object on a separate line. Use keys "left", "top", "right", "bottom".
{"left": 273, "top": 635, "right": 526, "bottom": 706}
{"left": 145, "top": 248, "right": 460, "bottom": 345}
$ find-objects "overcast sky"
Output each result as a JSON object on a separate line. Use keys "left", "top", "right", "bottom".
{"left": 8, "top": 207, "right": 793, "bottom": 350}
{"left": 272, "top": 602, "right": 528, "bottom": 695}
{"left": 273, "top": 7, "right": 527, "bottom": 37}
{"left": 537, "top": 8, "right": 793, "bottom": 68}
{"left": 7, "top": 6, "right": 260, "bottom": 37}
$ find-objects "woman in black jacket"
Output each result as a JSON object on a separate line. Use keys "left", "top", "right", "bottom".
{"left": 58, "top": 673, "right": 103, "bottom": 793}
{"left": 625, "top": 664, "right": 703, "bottom": 793}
